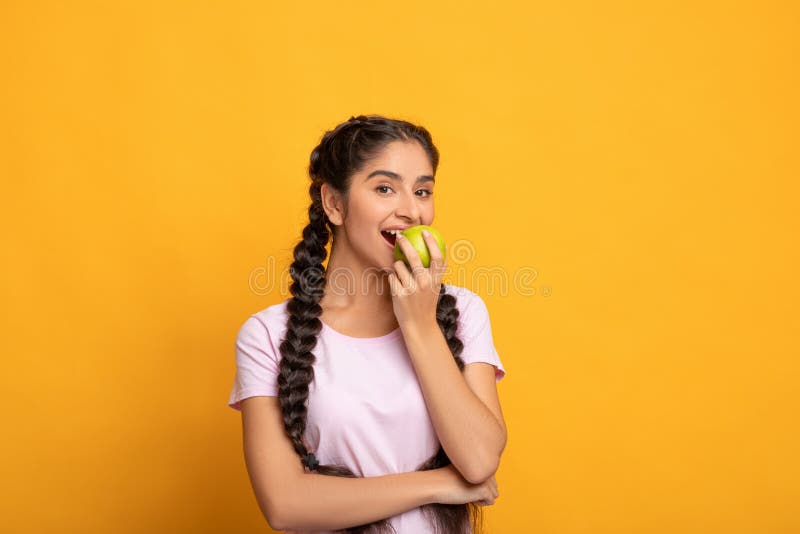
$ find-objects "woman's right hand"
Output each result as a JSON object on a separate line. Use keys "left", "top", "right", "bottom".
{"left": 433, "top": 464, "right": 499, "bottom": 506}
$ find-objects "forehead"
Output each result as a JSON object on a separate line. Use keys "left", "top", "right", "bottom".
{"left": 362, "top": 141, "right": 433, "bottom": 175}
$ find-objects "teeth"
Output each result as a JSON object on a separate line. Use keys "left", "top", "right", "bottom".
{"left": 383, "top": 229, "right": 405, "bottom": 235}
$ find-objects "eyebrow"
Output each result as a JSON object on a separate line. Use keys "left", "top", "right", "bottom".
{"left": 366, "top": 169, "right": 435, "bottom": 184}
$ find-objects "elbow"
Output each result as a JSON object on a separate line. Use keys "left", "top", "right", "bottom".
{"left": 266, "top": 491, "right": 302, "bottom": 532}
{"left": 252, "top": 473, "right": 302, "bottom": 530}
{"left": 268, "top": 504, "right": 297, "bottom": 532}
{"left": 463, "top": 456, "right": 500, "bottom": 485}
{"left": 265, "top": 484, "right": 304, "bottom": 531}
{"left": 266, "top": 516, "right": 283, "bottom": 532}
{"left": 258, "top": 494, "right": 292, "bottom": 531}
{"left": 263, "top": 504, "right": 287, "bottom": 531}
{"left": 464, "top": 434, "right": 506, "bottom": 484}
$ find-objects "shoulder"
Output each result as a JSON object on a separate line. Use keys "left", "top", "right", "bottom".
{"left": 251, "top": 298, "right": 291, "bottom": 325}
{"left": 442, "top": 283, "right": 485, "bottom": 314}
{"left": 238, "top": 299, "right": 291, "bottom": 340}
{"left": 442, "top": 282, "right": 477, "bottom": 301}
{"left": 442, "top": 284, "right": 493, "bottom": 338}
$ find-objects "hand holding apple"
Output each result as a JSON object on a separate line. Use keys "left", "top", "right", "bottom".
{"left": 394, "top": 225, "right": 446, "bottom": 269}
{"left": 386, "top": 225, "right": 448, "bottom": 331}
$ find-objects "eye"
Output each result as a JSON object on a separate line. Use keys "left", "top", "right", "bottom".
{"left": 375, "top": 185, "right": 433, "bottom": 197}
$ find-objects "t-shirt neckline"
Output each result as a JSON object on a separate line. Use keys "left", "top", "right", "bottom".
{"left": 320, "top": 319, "right": 403, "bottom": 344}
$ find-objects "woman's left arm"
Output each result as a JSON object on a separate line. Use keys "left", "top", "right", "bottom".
{"left": 386, "top": 230, "right": 507, "bottom": 485}
{"left": 402, "top": 321, "right": 507, "bottom": 485}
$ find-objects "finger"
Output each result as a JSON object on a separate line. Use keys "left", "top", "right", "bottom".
{"left": 436, "top": 259, "right": 448, "bottom": 276}
{"left": 393, "top": 260, "right": 411, "bottom": 288}
{"left": 422, "top": 229, "right": 444, "bottom": 268}
{"left": 395, "top": 233, "right": 424, "bottom": 272}
{"left": 389, "top": 271, "right": 408, "bottom": 297}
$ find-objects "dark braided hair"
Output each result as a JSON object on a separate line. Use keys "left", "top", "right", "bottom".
{"left": 277, "top": 114, "right": 484, "bottom": 534}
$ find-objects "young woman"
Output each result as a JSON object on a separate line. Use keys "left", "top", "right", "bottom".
{"left": 228, "top": 115, "right": 507, "bottom": 534}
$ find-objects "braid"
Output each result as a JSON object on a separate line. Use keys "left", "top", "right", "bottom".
{"left": 278, "top": 180, "right": 328, "bottom": 460}
{"left": 436, "top": 288, "right": 465, "bottom": 367}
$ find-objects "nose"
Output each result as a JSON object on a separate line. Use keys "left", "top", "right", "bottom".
{"left": 394, "top": 190, "right": 421, "bottom": 223}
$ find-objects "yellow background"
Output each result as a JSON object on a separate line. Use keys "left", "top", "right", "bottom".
{"left": 1, "top": 1, "right": 797, "bottom": 532}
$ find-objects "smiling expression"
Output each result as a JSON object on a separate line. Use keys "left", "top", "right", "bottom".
{"left": 323, "top": 140, "right": 436, "bottom": 271}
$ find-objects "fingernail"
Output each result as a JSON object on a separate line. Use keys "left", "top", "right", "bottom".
{"left": 422, "top": 230, "right": 430, "bottom": 237}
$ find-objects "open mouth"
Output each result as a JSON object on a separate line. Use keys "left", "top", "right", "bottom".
{"left": 381, "top": 230, "right": 399, "bottom": 247}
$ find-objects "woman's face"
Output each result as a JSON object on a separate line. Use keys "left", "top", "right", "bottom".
{"left": 326, "top": 140, "right": 436, "bottom": 272}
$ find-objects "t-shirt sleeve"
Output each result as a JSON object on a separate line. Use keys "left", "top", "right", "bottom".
{"left": 457, "top": 291, "right": 506, "bottom": 382}
{"left": 228, "top": 315, "right": 280, "bottom": 411}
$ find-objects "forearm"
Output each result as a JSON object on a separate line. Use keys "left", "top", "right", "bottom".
{"left": 277, "top": 468, "right": 444, "bottom": 531}
{"left": 402, "top": 321, "right": 506, "bottom": 483}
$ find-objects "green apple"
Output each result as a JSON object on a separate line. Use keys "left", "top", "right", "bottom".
{"left": 394, "top": 225, "right": 446, "bottom": 268}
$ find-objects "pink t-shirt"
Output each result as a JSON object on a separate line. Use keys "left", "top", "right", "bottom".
{"left": 228, "top": 284, "right": 506, "bottom": 533}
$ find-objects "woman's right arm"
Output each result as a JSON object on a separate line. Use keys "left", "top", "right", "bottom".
{"left": 279, "top": 468, "right": 444, "bottom": 531}
{"left": 240, "top": 396, "right": 492, "bottom": 532}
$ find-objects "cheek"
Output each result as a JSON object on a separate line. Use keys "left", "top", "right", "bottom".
{"left": 348, "top": 194, "right": 386, "bottom": 221}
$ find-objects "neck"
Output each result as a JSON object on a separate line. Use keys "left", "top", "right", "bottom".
{"left": 320, "top": 235, "right": 393, "bottom": 314}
